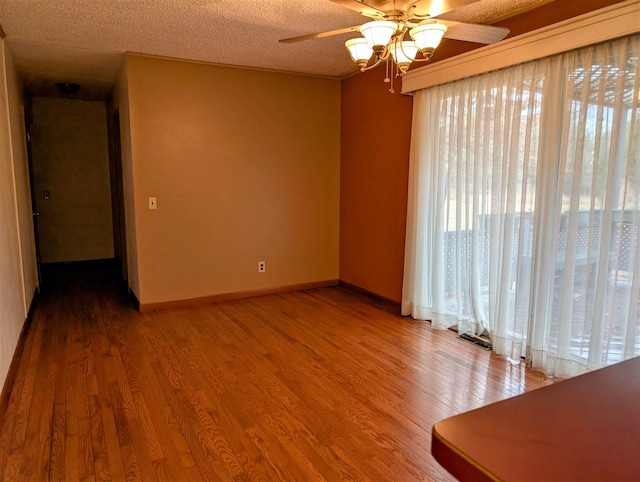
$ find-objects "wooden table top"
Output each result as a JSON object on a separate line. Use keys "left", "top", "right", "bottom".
{"left": 432, "top": 356, "right": 640, "bottom": 481}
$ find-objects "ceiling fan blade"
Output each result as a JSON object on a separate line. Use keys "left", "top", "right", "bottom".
{"left": 412, "top": 0, "right": 481, "bottom": 18}
{"left": 279, "top": 26, "right": 361, "bottom": 44}
{"left": 329, "top": 0, "right": 386, "bottom": 18}
{"left": 437, "top": 20, "right": 509, "bottom": 44}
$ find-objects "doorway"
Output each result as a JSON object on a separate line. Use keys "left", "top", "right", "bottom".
{"left": 28, "top": 97, "right": 118, "bottom": 286}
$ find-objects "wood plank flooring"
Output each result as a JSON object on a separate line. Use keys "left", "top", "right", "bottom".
{"left": 0, "top": 261, "right": 551, "bottom": 481}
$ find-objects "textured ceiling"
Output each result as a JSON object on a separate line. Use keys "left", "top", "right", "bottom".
{"left": 0, "top": 0, "right": 554, "bottom": 99}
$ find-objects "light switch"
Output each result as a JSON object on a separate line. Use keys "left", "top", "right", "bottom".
{"left": 149, "top": 197, "right": 157, "bottom": 210}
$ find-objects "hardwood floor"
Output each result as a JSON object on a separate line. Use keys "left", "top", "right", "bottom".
{"left": 0, "top": 261, "right": 550, "bottom": 481}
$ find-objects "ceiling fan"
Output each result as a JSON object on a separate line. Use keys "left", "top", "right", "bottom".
{"left": 280, "top": 0, "right": 510, "bottom": 89}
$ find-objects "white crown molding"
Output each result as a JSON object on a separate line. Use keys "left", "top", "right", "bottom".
{"left": 401, "top": 0, "right": 640, "bottom": 94}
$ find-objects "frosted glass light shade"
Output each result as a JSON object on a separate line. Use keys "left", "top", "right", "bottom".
{"left": 345, "top": 38, "right": 374, "bottom": 69}
{"left": 389, "top": 41, "right": 419, "bottom": 73}
{"left": 409, "top": 22, "right": 447, "bottom": 58}
{"left": 359, "top": 21, "right": 398, "bottom": 52}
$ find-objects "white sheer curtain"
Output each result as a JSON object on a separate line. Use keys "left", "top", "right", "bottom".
{"left": 402, "top": 34, "right": 640, "bottom": 377}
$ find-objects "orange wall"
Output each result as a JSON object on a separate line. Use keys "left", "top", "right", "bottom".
{"left": 126, "top": 55, "right": 340, "bottom": 304}
{"left": 338, "top": 0, "right": 625, "bottom": 304}
{"left": 339, "top": 67, "right": 413, "bottom": 303}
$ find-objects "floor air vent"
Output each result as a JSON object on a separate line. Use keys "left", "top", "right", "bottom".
{"left": 458, "top": 333, "right": 492, "bottom": 351}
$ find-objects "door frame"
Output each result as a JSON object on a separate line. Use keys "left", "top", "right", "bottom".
{"left": 23, "top": 101, "right": 42, "bottom": 286}
{"left": 107, "top": 109, "right": 128, "bottom": 285}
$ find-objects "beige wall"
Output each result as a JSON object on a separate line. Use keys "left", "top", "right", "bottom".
{"left": 31, "top": 97, "right": 113, "bottom": 263}
{"left": 5, "top": 44, "right": 37, "bottom": 308}
{"left": 126, "top": 55, "right": 340, "bottom": 304}
{"left": 109, "top": 62, "right": 140, "bottom": 297}
{"left": 0, "top": 41, "right": 36, "bottom": 394}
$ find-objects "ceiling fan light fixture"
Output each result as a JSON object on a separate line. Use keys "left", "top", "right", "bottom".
{"left": 345, "top": 38, "right": 374, "bottom": 70}
{"left": 359, "top": 20, "right": 398, "bottom": 55}
{"left": 389, "top": 40, "right": 419, "bottom": 74}
{"left": 278, "top": 1, "right": 511, "bottom": 95}
{"left": 409, "top": 22, "right": 447, "bottom": 59}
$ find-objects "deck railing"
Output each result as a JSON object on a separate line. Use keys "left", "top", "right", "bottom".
{"left": 442, "top": 210, "right": 638, "bottom": 293}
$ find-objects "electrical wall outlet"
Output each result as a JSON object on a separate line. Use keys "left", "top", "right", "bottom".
{"left": 258, "top": 261, "right": 266, "bottom": 273}
{"left": 149, "top": 197, "right": 157, "bottom": 209}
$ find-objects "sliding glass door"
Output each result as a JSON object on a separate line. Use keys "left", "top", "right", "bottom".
{"left": 403, "top": 34, "right": 640, "bottom": 377}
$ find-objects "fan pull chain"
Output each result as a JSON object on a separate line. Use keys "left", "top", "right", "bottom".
{"left": 384, "top": 56, "right": 390, "bottom": 83}
{"left": 390, "top": 60, "right": 400, "bottom": 93}
{"left": 385, "top": 57, "right": 395, "bottom": 93}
